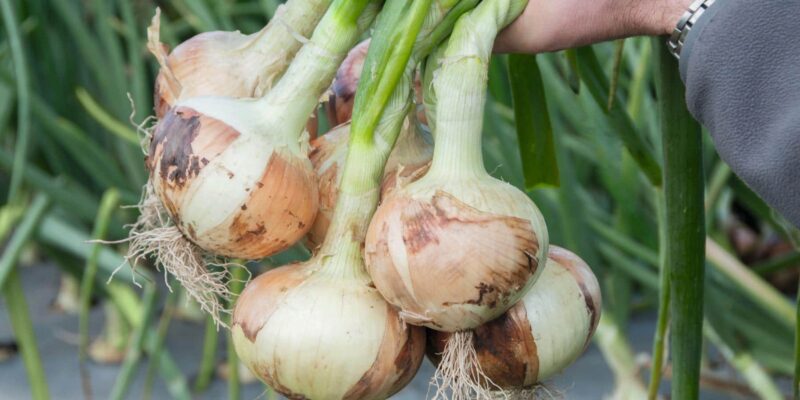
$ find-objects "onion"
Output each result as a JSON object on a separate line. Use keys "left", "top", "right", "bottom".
{"left": 147, "top": 0, "right": 332, "bottom": 118}
{"left": 364, "top": 0, "right": 547, "bottom": 332}
{"left": 427, "top": 246, "right": 602, "bottom": 390}
{"left": 231, "top": 252, "right": 426, "bottom": 399}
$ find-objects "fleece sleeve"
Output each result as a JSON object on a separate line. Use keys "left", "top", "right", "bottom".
{"left": 679, "top": 0, "right": 800, "bottom": 227}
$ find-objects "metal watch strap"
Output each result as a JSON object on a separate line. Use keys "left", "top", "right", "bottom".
{"left": 667, "top": 0, "right": 717, "bottom": 59}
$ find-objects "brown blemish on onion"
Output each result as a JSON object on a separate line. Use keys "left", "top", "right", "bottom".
{"left": 150, "top": 106, "right": 240, "bottom": 192}
{"left": 150, "top": 109, "right": 201, "bottom": 187}
{"left": 186, "top": 224, "right": 197, "bottom": 241}
{"left": 426, "top": 303, "right": 540, "bottom": 389}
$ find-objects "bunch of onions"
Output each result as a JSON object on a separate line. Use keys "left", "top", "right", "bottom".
{"left": 147, "top": 0, "right": 331, "bottom": 118}
{"left": 230, "top": 1, "right": 468, "bottom": 397}
{"left": 308, "top": 40, "right": 433, "bottom": 247}
{"left": 427, "top": 246, "right": 601, "bottom": 393}
{"left": 129, "top": 0, "right": 379, "bottom": 324}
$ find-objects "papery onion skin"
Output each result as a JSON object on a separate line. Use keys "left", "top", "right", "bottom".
{"left": 325, "top": 40, "right": 370, "bottom": 126}
{"left": 232, "top": 262, "right": 426, "bottom": 399}
{"left": 147, "top": 105, "right": 318, "bottom": 259}
{"left": 365, "top": 176, "right": 548, "bottom": 332}
{"left": 152, "top": 30, "right": 266, "bottom": 118}
{"left": 426, "top": 246, "right": 602, "bottom": 387}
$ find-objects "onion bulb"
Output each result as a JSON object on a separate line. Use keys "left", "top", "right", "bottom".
{"left": 147, "top": 0, "right": 331, "bottom": 118}
{"left": 232, "top": 255, "right": 426, "bottom": 399}
{"left": 427, "top": 246, "right": 602, "bottom": 389}
{"left": 146, "top": 1, "right": 377, "bottom": 259}
{"left": 364, "top": 26, "right": 548, "bottom": 331}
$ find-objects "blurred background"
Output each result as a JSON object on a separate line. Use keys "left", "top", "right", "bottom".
{"left": 0, "top": 0, "right": 797, "bottom": 399}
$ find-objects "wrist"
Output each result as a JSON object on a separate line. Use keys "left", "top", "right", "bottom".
{"left": 625, "top": 0, "right": 695, "bottom": 36}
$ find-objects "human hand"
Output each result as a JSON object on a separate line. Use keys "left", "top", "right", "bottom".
{"left": 495, "top": 0, "right": 693, "bottom": 53}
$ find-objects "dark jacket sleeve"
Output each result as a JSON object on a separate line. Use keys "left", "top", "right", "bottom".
{"left": 679, "top": 0, "right": 800, "bottom": 227}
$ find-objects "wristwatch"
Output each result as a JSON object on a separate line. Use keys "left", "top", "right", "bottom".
{"left": 667, "top": 0, "right": 717, "bottom": 59}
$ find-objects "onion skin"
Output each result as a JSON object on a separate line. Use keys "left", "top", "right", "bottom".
{"left": 325, "top": 40, "right": 370, "bottom": 126}
{"left": 152, "top": 30, "right": 266, "bottom": 118}
{"left": 426, "top": 246, "right": 602, "bottom": 387}
{"left": 147, "top": 106, "right": 318, "bottom": 259}
{"left": 307, "top": 124, "right": 350, "bottom": 248}
{"left": 364, "top": 176, "right": 548, "bottom": 332}
{"left": 231, "top": 262, "right": 426, "bottom": 399}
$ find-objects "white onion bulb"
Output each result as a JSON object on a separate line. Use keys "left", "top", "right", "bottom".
{"left": 427, "top": 245, "right": 602, "bottom": 387}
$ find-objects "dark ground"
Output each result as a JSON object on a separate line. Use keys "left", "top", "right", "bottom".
{"left": 0, "top": 262, "right": 765, "bottom": 399}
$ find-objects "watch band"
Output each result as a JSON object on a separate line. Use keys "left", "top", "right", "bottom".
{"left": 667, "top": 0, "right": 717, "bottom": 59}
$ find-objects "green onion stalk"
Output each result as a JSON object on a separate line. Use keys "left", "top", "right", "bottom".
{"left": 656, "top": 40, "right": 705, "bottom": 400}
{"left": 228, "top": 1, "right": 484, "bottom": 398}
{"left": 127, "top": 0, "right": 379, "bottom": 327}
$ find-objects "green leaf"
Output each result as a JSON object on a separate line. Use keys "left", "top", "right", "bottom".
{"left": 508, "top": 54, "right": 559, "bottom": 189}
{"left": 655, "top": 39, "right": 705, "bottom": 399}
{"left": 576, "top": 46, "right": 662, "bottom": 187}
{"left": 564, "top": 49, "right": 580, "bottom": 94}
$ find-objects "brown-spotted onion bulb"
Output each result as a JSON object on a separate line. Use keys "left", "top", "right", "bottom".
{"left": 427, "top": 246, "right": 602, "bottom": 389}
{"left": 147, "top": 0, "right": 378, "bottom": 259}
{"left": 147, "top": 0, "right": 331, "bottom": 118}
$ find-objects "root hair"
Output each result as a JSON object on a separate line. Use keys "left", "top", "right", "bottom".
{"left": 494, "top": 384, "right": 564, "bottom": 400}
{"left": 430, "top": 331, "right": 507, "bottom": 400}
{"left": 108, "top": 181, "right": 247, "bottom": 328}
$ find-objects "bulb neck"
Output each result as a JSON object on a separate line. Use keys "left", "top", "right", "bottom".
{"left": 425, "top": 0, "right": 528, "bottom": 180}
{"left": 316, "top": 190, "right": 379, "bottom": 281}
{"left": 249, "top": 0, "right": 333, "bottom": 91}
{"left": 259, "top": 0, "right": 377, "bottom": 141}
{"left": 426, "top": 65, "right": 488, "bottom": 180}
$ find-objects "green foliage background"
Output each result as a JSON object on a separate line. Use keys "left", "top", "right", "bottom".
{"left": 0, "top": 0, "right": 797, "bottom": 399}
